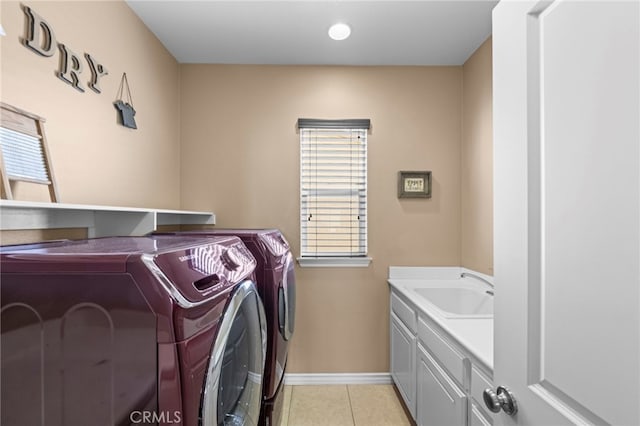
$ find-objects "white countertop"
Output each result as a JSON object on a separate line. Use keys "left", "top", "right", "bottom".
{"left": 388, "top": 266, "right": 494, "bottom": 372}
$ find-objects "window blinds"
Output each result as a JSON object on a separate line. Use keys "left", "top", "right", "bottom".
{"left": 0, "top": 127, "right": 50, "bottom": 183}
{"left": 298, "top": 119, "right": 370, "bottom": 258}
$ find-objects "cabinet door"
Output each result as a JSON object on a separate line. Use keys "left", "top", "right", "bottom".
{"left": 390, "top": 313, "right": 416, "bottom": 418}
{"left": 416, "top": 344, "right": 466, "bottom": 426}
{"left": 470, "top": 403, "right": 492, "bottom": 426}
{"left": 469, "top": 365, "right": 495, "bottom": 424}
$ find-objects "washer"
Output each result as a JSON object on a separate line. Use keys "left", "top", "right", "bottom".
{"left": 1, "top": 235, "right": 266, "bottom": 426}
{"left": 159, "top": 229, "right": 295, "bottom": 426}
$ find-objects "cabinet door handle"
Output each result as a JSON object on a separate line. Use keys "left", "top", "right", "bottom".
{"left": 483, "top": 386, "right": 518, "bottom": 416}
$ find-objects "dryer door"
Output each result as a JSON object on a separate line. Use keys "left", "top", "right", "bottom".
{"left": 200, "top": 281, "right": 266, "bottom": 426}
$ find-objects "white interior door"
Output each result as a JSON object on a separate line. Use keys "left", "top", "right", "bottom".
{"left": 493, "top": 1, "right": 640, "bottom": 425}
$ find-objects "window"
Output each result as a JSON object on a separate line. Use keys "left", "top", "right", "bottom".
{"left": 298, "top": 118, "right": 371, "bottom": 267}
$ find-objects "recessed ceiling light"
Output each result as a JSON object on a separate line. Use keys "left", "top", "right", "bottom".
{"left": 328, "top": 23, "right": 351, "bottom": 41}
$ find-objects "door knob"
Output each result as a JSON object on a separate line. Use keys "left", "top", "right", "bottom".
{"left": 483, "top": 386, "right": 518, "bottom": 416}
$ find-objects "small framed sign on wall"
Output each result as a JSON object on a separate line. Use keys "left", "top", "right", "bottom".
{"left": 398, "top": 171, "right": 432, "bottom": 198}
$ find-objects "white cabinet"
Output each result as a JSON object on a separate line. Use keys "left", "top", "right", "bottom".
{"left": 470, "top": 403, "right": 492, "bottom": 426}
{"left": 417, "top": 343, "right": 466, "bottom": 426}
{"left": 390, "top": 312, "right": 416, "bottom": 419}
{"left": 469, "top": 365, "right": 495, "bottom": 425}
{"left": 389, "top": 287, "right": 495, "bottom": 426}
{"left": 390, "top": 292, "right": 417, "bottom": 419}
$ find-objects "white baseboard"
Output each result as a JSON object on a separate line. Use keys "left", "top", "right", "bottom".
{"left": 284, "top": 373, "right": 392, "bottom": 386}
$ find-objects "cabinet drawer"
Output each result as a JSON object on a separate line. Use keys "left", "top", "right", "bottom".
{"left": 391, "top": 292, "right": 417, "bottom": 333}
{"left": 417, "top": 317, "right": 465, "bottom": 385}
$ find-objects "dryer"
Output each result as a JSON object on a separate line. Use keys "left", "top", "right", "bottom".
{"left": 1, "top": 235, "right": 266, "bottom": 426}
{"left": 159, "top": 229, "right": 295, "bottom": 426}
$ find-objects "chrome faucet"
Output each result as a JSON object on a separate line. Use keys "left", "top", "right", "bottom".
{"left": 460, "top": 272, "right": 494, "bottom": 290}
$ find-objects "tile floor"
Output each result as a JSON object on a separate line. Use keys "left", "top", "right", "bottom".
{"left": 279, "top": 385, "right": 415, "bottom": 426}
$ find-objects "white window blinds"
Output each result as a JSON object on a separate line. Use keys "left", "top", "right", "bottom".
{"left": 0, "top": 127, "right": 50, "bottom": 183}
{"left": 298, "top": 119, "right": 370, "bottom": 258}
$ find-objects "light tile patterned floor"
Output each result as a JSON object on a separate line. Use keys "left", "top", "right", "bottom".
{"left": 279, "top": 385, "right": 415, "bottom": 426}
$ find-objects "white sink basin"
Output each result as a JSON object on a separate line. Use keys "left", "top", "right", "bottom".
{"left": 413, "top": 287, "right": 493, "bottom": 318}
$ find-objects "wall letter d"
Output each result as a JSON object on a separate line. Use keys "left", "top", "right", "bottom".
{"left": 22, "top": 5, "right": 57, "bottom": 57}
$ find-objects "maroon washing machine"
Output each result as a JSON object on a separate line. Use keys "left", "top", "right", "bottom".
{"left": 159, "top": 229, "right": 295, "bottom": 426}
{"left": 1, "top": 235, "right": 267, "bottom": 426}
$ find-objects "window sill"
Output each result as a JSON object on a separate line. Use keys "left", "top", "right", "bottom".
{"left": 296, "top": 257, "right": 372, "bottom": 268}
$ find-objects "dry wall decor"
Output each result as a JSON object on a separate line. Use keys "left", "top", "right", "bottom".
{"left": 114, "top": 73, "right": 137, "bottom": 129}
{"left": 398, "top": 171, "right": 432, "bottom": 198}
{"left": 21, "top": 5, "right": 109, "bottom": 93}
{"left": 0, "top": 102, "right": 60, "bottom": 202}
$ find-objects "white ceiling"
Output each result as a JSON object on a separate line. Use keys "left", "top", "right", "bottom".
{"left": 125, "top": 1, "right": 497, "bottom": 66}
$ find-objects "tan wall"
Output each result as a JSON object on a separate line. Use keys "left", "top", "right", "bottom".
{"left": 0, "top": 0, "right": 181, "bottom": 209}
{"left": 461, "top": 38, "right": 493, "bottom": 275}
{"left": 180, "top": 65, "right": 462, "bottom": 373}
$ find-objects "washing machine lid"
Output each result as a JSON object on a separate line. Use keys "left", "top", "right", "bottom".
{"left": 150, "top": 236, "right": 257, "bottom": 304}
